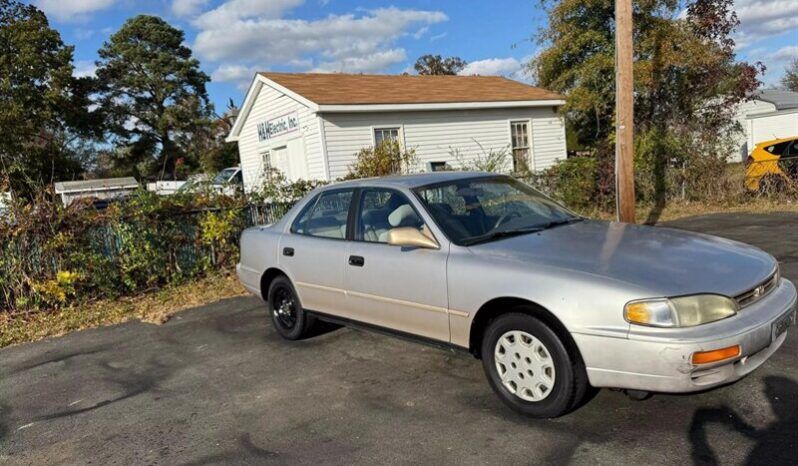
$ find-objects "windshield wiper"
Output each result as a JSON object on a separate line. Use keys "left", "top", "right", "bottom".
{"left": 536, "top": 217, "right": 584, "bottom": 230}
{"left": 462, "top": 227, "right": 545, "bottom": 246}
{"left": 462, "top": 217, "right": 584, "bottom": 246}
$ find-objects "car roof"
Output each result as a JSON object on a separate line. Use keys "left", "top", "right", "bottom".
{"left": 756, "top": 136, "right": 798, "bottom": 147}
{"left": 322, "top": 171, "right": 499, "bottom": 190}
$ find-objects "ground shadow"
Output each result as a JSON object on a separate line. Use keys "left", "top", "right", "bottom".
{"left": 689, "top": 376, "right": 798, "bottom": 465}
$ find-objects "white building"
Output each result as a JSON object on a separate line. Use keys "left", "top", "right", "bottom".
{"left": 226, "top": 73, "right": 567, "bottom": 191}
{"left": 732, "top": 89, "right": 798, "bottom": 161}
{"left": 54, "top": 177, "right": 139, "bottom": 207}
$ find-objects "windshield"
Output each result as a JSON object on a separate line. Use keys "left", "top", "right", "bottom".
{"left": 414, "top": 176, "right": 579, "bottom": 245}
{"left": 213, "top": 168, "right": 238, "bottom": 184}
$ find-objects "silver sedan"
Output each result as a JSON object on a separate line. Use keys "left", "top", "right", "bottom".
{"left": 237, "top": 172, "right": 796, "bottom": 417}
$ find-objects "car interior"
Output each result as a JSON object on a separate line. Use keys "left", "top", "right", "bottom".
{"left": 359, "top": 192, "right": 423, "bottom": 243}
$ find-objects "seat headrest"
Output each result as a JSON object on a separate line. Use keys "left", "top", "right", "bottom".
{"left": 388, "top": 204, "right": 420, "bottom": 227}
{"left": 362, "top": 209, "right": 389, "bottom": 225}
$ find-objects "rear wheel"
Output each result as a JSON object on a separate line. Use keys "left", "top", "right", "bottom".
{"left": 480, "top": 313, "right": 588, "bottom": 418}
{"left": 267, "top": 276, "right": 314, "bottom": 340}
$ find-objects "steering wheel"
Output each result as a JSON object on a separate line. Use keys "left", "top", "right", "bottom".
{"left": 493, "top": 210, "right": 522, "bottom": 229}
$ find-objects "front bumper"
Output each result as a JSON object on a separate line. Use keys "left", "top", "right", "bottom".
{"left": 574, "top": 279, "right": 797, "bottom": 393}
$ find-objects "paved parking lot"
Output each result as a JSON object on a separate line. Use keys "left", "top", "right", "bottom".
{"left": 1, "top": 212, "right": 797, "bottom": 465}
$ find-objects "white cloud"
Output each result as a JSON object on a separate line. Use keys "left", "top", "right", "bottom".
{"left": 430, "top": 32, "right": 447, "bottom": 42}
{"left": 412, "top": 26, "right": 429, "bottom": 39}
{"left": 733, "top": 0, "right": 798, "bottom": 48}
{"left": 313, "top": 49, "right": 408, "bottom": 73}
{"left": 210, "top": 64, "right": 259, "bottom": 89}
{"left": 768, "top": 45, "right": 798, "bottom": 63}
{"left": 193, "top": 6, "right": 448, "bottom": 74}
{"left": 193, "top": 0, "right": 304, "bottom": 29}
{"left": 74, "top": 28, "right": 94, "bottom": 40}
{"left": 73, "top": 60, "right": 97, "bottom": 78}
{"left": 34, "top": 0, "right": 116, "bottom": 22}
{"left": 460, "top": 57, "right": 523, "bottom": 77}
{"left": 172, "top": 0, "right": 210, "bottom": 18}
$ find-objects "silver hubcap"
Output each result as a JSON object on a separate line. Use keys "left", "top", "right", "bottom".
{"left": 494, "top": 330, "right": 556, "bottom": 402}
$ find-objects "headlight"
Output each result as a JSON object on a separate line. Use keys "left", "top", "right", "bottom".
{"left": 624, "top": 295, "right": 738, "bottom": 327}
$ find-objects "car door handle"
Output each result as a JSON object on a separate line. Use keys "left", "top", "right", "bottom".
{"left": 348, "top": 255, "right": 364, "bottom": 267}
{"left": 283, "top": 247, "right": 294, "bottom": 257}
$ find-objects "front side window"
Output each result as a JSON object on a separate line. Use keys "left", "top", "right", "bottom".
{"left": 374, "top": 127, "right": 400, "bottom": 146}
{"left": 356, "top": 189, "right": 424, "bottom": 243}
{"left": 510, "top": 121, "right": 530, "bottom": 173}
{"left": 292, "top": 190, "right": 353, "bottom": 239}
{"left": 415, "top": 176, "right": 579, "bottom": 245}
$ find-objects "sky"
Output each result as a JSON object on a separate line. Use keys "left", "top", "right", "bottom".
{"left": 31, "top": 0, "right": 798, "bottom": 113}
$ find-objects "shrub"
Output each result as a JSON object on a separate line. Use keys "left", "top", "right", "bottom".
{"left": 529, "top": 147, "right": 615, "bottom": 211}
{"left": 0, "top": 188, "right": 251, "bottom": 313}
{"left": 449, "top": 141, "right": 511, "bottom": 172}
{"left": 345, "top": 140, "right": 418, "bottom": 179}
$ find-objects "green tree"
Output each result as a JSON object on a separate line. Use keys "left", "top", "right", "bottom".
{"left": 0, "top": 0, "right": 99, "bottom": 197}
{"left": 783, "top": 59, "right": 798, "bottom": 92}
{"left": 531, "top": 0, "right": 761, "bottom": 208}
{"left": 414, "top": 54, "right": 467, "bottom": 75}
{"left": 96, "top": 15, "right": 212, "bottom": 181}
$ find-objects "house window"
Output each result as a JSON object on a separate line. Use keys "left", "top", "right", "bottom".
{"left": 262, "top": 151, "right": 273, "bottom": 181}
{"left": 374, "top": 127, "right": 400, "bottom": 146}
{"left": 428, "top": 161, "right": 449, "bottom": 172}
{"left": 510, "top": 121, "right": 530, "bottom": 173}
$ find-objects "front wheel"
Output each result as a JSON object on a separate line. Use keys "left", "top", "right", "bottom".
{"left": 267, "top": 276, "right": 314, "bottom": 340}
{"left": 481, "top": 313, "right": 588, "bottom": 418}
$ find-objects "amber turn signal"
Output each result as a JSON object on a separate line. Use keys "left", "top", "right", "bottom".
{"left": 691, "top": 345, "right": 741, "bottom": 365}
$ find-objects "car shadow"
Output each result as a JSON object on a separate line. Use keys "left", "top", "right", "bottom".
{"left": 688, "top": 376, "right": 798, "bottom": 465}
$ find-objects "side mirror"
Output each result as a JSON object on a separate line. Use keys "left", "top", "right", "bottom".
{"left": 387, "top": 227, "right": 439, "bottom": 249}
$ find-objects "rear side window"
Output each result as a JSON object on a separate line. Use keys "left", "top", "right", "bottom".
{"left": 291, "top": 190, "right": 353, "bottom": 239}
{"left": 765, "top": 141, "right": 790, "bottom": 156}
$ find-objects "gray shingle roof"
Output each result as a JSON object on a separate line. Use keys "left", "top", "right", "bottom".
{"left": 756, "top": 89, "right": 798, "bottom": 110}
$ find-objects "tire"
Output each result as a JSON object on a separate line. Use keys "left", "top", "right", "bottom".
{"left": 267, "top": 275, "right": 315, "bottom": 340}
{"left": 480, "top": 312, "right": 588, "bottom": 418}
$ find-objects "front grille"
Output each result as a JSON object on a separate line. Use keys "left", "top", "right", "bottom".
{"left": 734, "top": 269, "right": 779, "bottom": 308}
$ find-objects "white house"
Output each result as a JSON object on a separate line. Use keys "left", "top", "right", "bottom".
{"left": 731, "top": 89, "right": 798, "bottom": 161}
{"left": 226, "top": 73, "right": 567, "bottom": 191}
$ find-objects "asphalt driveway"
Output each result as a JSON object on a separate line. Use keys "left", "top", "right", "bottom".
{"left": 2, "top": 212, "right": 797, "bottom": 465}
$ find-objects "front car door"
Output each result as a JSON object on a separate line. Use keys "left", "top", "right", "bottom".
{"left": 343, "top": 188, "right": 450, "bottom": 342}
{"left": 279, "top": 188, "right": 354, "bottom": 318}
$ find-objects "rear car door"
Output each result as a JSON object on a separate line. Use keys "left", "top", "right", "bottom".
{"left": 343, "top": 188, "right": 450, "bottom": 342}
{"left": 279, "top": 188, "right": 354, "bottom": 318}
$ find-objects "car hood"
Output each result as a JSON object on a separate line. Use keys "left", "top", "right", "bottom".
{"left": 468, "top": 220, "right": 776, "bottom": 297}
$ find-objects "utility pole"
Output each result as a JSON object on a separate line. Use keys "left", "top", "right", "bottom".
{"left": 615, "top": 0, "right": 635, "bottom": 223}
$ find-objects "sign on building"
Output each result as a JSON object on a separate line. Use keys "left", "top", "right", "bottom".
{"left": 257, "top": 112, "right": 299, "bottom": 142}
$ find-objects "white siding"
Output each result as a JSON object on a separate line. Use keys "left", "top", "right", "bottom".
{"left": 236, "top": 83, "right": 324, "bottom": 191}
{"left": 729, "top": 99, "right": 777, "bottom": 162}
{"left": 531, "top": 116, "right": 567, "bottom": 170}
{"left": 321, "top": 107, "right": 566, "bottom": 179}
{"left": 749, "top": 110, "right": 798, "bottom": 148}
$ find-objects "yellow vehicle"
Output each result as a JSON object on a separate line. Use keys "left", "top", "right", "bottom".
{"left": 745, "top": 136, "right": 798, "bottom": 192}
